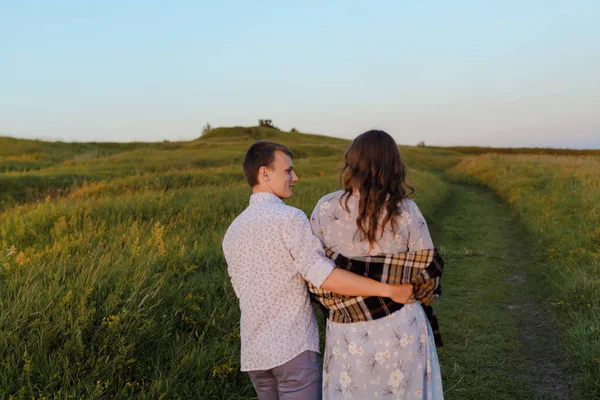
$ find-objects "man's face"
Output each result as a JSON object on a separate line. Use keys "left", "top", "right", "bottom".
{"left": 264, "top": 151, "right": 299, "bottom": 199}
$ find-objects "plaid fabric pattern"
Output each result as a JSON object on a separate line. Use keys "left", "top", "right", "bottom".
{"left": 308, "top": 248, "right": 444, "bottom": 347}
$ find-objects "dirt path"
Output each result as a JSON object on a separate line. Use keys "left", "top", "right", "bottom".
{"left": 427, "top": 183, "right": 572, "bottom": 400}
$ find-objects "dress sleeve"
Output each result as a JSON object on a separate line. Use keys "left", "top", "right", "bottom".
{"left": 406, "top": 200, "right": 434, "bottom": 251}
{"left": 309, "top": 199, "right": 326, "bottom": 246}
{"left": 281, "top": 208, "right": 334, "bottom": 288}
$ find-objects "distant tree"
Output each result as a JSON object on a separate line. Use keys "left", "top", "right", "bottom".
{"left": 417, "top": 141, "right": 426, "bottom": 147}
{"left": 202, "top": 122, "right": 212, "bottom": 135}
{"left": 290, "top": 128, "right": 299, "bottom": 133}
{"left": 258, "top": 119, "right": 274, "bottom": 128}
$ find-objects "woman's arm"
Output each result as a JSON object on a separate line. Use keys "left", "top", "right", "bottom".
{"left": 309, "top": 199, "right": 326, "bottom": 245}
{"left": 406, "top": 200, "right": 434, "bottom": 251}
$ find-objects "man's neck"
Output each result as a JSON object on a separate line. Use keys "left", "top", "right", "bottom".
{"left": 252, "top": 185, "right": 277, "bottom": 197}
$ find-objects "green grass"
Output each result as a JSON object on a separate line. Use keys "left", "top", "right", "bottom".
{"left": 430, "top": 184, "right": 571, "bottom": 399}
{"left": 0, "top": 128, "right": 457, "bottom": 211}
{"left": 0, "top": 128, "right": 456, "bottom": 399}
{"left": 0, "top": 136, "right": 183, "bottom": 169}
{"left": 1, "top": 186, "right": 252, "bottom": 399}
{"left": 429, "top": 145, "right": 600, "bottom": 157}
{"left": 0, "top": 128, "right": 597, "bottom": 398}
{"left": 0, "top": 129, "right": 343, "bottom": 209}
{"left": 449, "top": 154, "right": 600, "bottom": 398}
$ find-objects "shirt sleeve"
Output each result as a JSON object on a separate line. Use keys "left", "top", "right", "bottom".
{"left": 281, "top": 208, "right": 334, "bottom": 288}
{"left": 221, "top": 227, "right": 242, "bottom": 299}
{"left": 406, "top": 200, "right": 434, "bottom": 251}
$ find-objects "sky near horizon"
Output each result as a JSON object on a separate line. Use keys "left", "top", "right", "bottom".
{"left": 1, "top": 1, "right": 599, "bottom": 148}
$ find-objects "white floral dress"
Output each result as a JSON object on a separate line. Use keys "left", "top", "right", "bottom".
{"left": 310, "top": 191, "right": 444, "bottom": 399}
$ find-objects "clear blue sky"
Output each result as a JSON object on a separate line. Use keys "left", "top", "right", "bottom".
{"left": 1, "top": 1, "right": 599, "bottom": 148}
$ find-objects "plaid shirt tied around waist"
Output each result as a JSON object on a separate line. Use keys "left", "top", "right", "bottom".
{"left": 308, "top": 248, "right": 444, "bottom": 347}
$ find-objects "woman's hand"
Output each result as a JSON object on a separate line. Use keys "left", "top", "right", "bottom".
{"left": 387, "top": 283, "right": 415, "bottom": 304}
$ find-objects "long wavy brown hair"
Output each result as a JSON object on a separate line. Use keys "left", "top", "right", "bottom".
{"left": 341, "top": 130, "right": 414, "bottom": 245}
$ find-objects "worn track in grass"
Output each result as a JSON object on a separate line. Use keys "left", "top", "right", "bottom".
{"left": 429, "top": 183, "right": 572, "bottom": 400}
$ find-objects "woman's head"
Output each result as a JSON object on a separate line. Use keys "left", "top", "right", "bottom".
{"left": 341, "top": 130, "right": 413, "bottom": 245}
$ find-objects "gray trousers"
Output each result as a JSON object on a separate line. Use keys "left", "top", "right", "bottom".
{"left": 247, "top": 350, "right": 321, "bottom": 400}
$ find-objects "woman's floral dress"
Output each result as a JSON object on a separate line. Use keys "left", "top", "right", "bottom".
{"left": 310, "top": 191, "right": 444, "bottom": 400}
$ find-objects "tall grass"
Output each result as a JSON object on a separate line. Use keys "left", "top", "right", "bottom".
{"left": 449, "top": 154, "right": 600, "bottom": 396}
{"left": 0, "top": 131, "right": 348, "bottom": 211}
{"left": 5, "top": 129, "right": 598, "bottom": 397}
{"left": 1, "top": 186, "right": 251, "bottom": 399}
{"left": 0, "top": 130, "right": 452, "bottom": 398}
{"left": 431, "top": 145, "right": 600, "bottom": 157}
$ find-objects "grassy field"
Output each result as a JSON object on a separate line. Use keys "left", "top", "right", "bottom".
{"left": 449, "top": 154, "right": 600, "bottom": 396}
{"left": 0, "top": 127, "right": 598, "bottom": 399}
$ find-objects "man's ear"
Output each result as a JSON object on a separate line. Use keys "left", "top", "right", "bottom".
{"left": 258, "top": 166, "right": 269, "bottom": 183}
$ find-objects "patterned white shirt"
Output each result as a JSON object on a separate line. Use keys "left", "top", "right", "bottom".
{"left": 222, "top": 192, "right": 335, "bottom": 371}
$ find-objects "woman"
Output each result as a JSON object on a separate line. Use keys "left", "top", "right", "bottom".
{"left": 310, "top": 130, "right": 444, "bottom": 399}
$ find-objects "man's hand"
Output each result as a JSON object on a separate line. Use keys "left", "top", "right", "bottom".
{"left": 387, "top": 283, "right": 415, "bottom": 304}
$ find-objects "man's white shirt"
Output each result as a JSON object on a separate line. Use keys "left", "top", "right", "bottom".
{"left": 222, "top": 192, "right": 334, "bottom": 371}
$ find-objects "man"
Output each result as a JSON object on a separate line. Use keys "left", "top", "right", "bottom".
{"left": 222, "top": 141, "right": 414, "bottom": 399}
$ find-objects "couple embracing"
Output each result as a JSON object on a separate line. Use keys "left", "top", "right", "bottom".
{"left": 222, "top": 130, "right": 444, "bottom": 399}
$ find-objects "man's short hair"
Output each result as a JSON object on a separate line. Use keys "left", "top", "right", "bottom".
{"left": 242, "top": 141, "right": 293, "bottom": 187}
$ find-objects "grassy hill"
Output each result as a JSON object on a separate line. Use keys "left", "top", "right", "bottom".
{"left": 0, "top": 127, "right": 460, "bottom": 208}
{"left": 0, "top": 127, "right": 455, "bottom": 398}
{"left": 430, "top": 145, "right": 600, "bottom": 157}
{"left": 1, "top": 127, "right": 598, "bottom": 398}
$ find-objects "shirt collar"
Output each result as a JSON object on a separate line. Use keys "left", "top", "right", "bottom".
{"left": 249, "top": 192, "right": 284, "bottom": 206}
